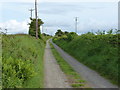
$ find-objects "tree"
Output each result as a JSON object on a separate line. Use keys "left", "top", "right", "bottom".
{"left": 86, "top": 32, "right": 94, "bottom": 35}
{"left": 55, "top": 29, "right": 64, "bottom": 37}
{"left": 64, "top": 31, "right": 69, "bottom": 35}
{"left": 115, "top": 29, "right": 120, "bottom": 34}
{"left": 29, "top": 18, "right": 44, "bottom": 38}
{"left": 67, "top": 32, "right": 78, "bottom": 41}
{"left": 96, "top": 30, "right": 106, "bottom": 35}
{"left": 107, "top": 29, "right": 113, "bottom": 34}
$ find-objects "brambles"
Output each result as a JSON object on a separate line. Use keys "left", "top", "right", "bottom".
{"left": 66, "top": 32, "right": 78, "bottom": 41}
{"left": 53, "top": 29, "right": 119, "bottom": 85}
{"left": 2, "top": 35, "right": 47, "bottom": 88}
{"left": 0, "top": 57, "right": 1, "bottom": 89}
{"left": 53, "top": 31, "right": 78, "bottom": 42}
{"left": 2, "top": 57, "right": 35, "bottom": 88}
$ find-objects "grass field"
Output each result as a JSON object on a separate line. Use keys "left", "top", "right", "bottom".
{"left": 50, "top": 42, "right": 87, "bottom": 88}
{"left": 2, "top": 34, "right": 48, "bottom": 88}
{"left": 53, "top": 33, "right": 119, "bottom": 86}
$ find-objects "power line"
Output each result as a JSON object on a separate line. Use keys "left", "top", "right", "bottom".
{"left": 75, "top": 17, "right": 78, "bottom": 34}
{"left": 35, "top": 0, "right": 38, "bottom": 39}
{"left": 29, "top": 9, "right": 34, "bottom": 19}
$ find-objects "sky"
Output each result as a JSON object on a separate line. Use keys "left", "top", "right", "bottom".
{"left": 0, "top": 0, "right": 119, "bottom": 35}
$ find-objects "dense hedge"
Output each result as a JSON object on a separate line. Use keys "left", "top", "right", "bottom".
{"left": 53, "top": 33, "right": 119, "bottom": 85}
{"left": 2, "top": 35, "right": 46, "bottom": 88}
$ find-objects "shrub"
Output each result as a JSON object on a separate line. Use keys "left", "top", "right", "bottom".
{"left": 2, "top": 35, "right": 47, "bottom": 88}
{"left": 2, "top": 57, "right": 35, "bottom": 88}
{"left": 67, "top": 32, "right": 78, "bottom": 41}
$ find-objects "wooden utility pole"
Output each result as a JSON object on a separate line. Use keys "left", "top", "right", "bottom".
{"left": 75, "top": 17, "right": 78, "bottom": 34}
{"left": 35, "top": 0, "right": 38, "bottom": 39}
{"left": 29, "top": 9, "right": 34, "bottom": 19}
{"left": 0, "top": 27, "right": 1, "bottom": 30}
{"left": 42, "top": 24, "right": 44, "bottom": 33}
{"left": 5, "top": 29, "right": 7, "bottom": 34}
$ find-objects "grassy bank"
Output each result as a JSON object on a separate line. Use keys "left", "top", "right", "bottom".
{"left": 50, "top": 42, "right": 87, "bottom": 88}
{"left": 2, "top": 34, "right": 48, "bottom": 88}
{"left": 53, "top": 33, "right": 119, "bottom": 86}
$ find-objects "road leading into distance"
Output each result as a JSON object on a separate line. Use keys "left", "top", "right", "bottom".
{"left": 50, "top": 39, "right": 118, "bottom": 88}
{"left": 44, "top": 40, "right": 71, "bottom": 88}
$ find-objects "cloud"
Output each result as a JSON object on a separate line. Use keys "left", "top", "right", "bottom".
{"left": 38, "top": 2, "right": 116, "bottom": 15}
{"left": 0, "top": 2, "right": 118, "bottom": 35}
{"left": 0, "top": 20, "right": 29, "bottom": 34}
{"left": 76, "top": 18, "right": 118, "bottom": 34}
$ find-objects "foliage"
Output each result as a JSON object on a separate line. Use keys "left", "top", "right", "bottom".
{"left": 53, "top": 30, "right": 119, "bottom": 86}
{"left": 54, "top": 30, "right": 78, "bottom": 42}
{"left": 2, "top": 57, "right": 35, "bottom": 88}
{"left": 41, "top": 34, "right": 52, "bottom": 44}
{"left": 95, "top": 30, "right": 106, "bottom": 35}
{"left": 55, "top": 29, "right": 64, "bottom": 37}
{"left": 2, "top": 35, "right": 46, "bottom": 88}
{"left": 107, "top": 29, "right": 113, "bottom": 34}
{"left": 86, "top": 32, "right": 94, "bottom": 35}
{"left": 64, "top": 31, "right": 69, "bottom": 35}
{"left": 66, "top": 32, "right": 78, "bottom": 41}
{"left": 0, "top": 57, "right": 1, "bottom": 89}
{"left": 29, "top": 18, "right": 44, "bottom": 38}
{"left": 42, "top": 33, "right": 52, "bottom": 37}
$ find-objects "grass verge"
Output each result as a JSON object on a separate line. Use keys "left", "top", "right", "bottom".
{"left": 49, "top": 42, "right": 87, "bottom": 88}
{"left": 2, "top": 34, "right": 49, "bottom": 88}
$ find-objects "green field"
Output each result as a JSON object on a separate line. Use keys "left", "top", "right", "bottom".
{"left": 53, "top": 33, "right": 119, "bottom": 86}
{"left": 2, "top": 34, "right": 48, "bottom": 88}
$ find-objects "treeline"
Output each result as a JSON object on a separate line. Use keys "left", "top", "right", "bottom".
{"left": 28, "top": 18, "right": 52, "bottom": 39}
{"left": 53, "top": 29, "right": 119, "bottom": 86}
{"left": 28, "top": 18, "right": 43, "bottom": 38}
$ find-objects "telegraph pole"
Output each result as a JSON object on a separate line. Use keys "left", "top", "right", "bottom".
{"left": 42, "top": 25, "right": 44, "bottom": 33}
{"left": 5, "top": 29, "right": 7, "bottom": 34}
{"left": 35, "top": 0, "right": 38, "bottom": 39}
{"left": 29, "top": 9, "right": 34, "bottom": 19}
{"left": 0, "top": 27, "right": 1, "bottom": 30}
{"left": 75, "top": 17, "right": 78, "bottom": 34}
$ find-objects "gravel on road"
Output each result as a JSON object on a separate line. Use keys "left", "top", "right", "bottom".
{"left": 44, "top": 40, "right": 71, "bottom": 88}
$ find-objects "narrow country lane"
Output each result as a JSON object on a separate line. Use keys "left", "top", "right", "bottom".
{"left": 44, "top": 40, "right": 71, "bottom": 88}
{"left": 50, "top": 39, "right": 118, "bottom": 88}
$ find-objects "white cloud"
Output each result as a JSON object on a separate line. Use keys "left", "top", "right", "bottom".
{"left": 0, "top": 20, "right": 30, "bottom": 34}
{"left": 77, "top": 18, "right": 117, "bottom": 34}
{"left": 0, "top": 1, "right": 117, "bottom": 35}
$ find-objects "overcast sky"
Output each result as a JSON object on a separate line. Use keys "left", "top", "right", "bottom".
{"left": 0, "top": 0, "right": 118, "bottom": 35}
